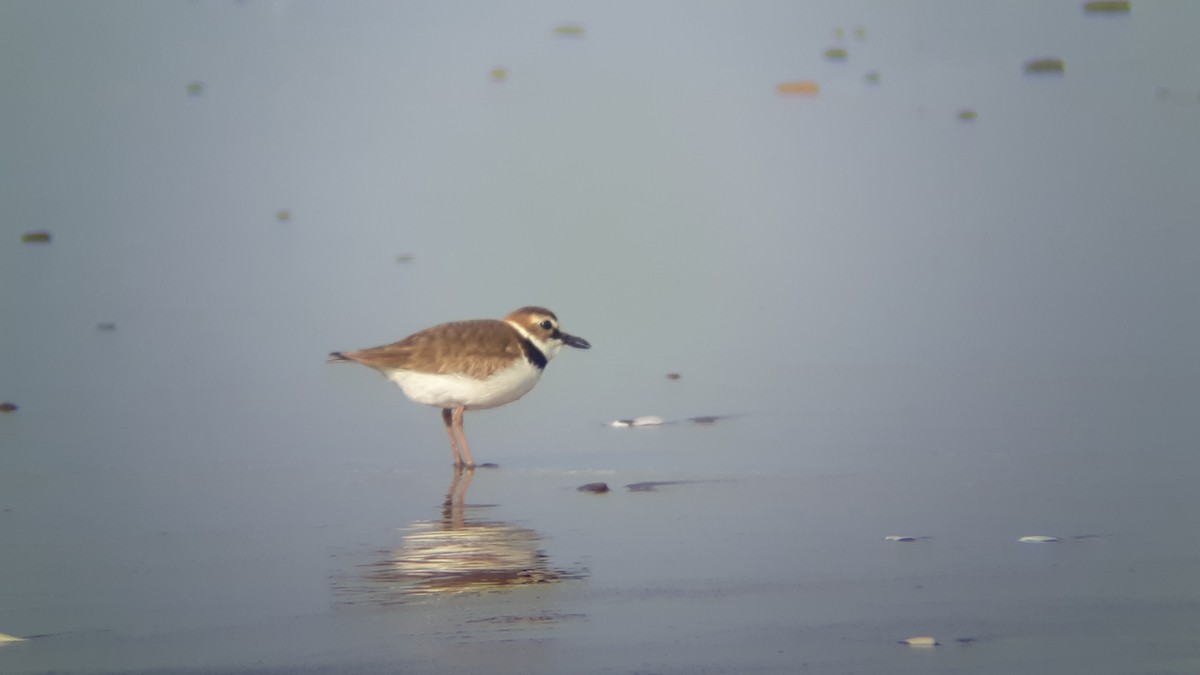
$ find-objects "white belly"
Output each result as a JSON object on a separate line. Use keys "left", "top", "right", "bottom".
{"left": 386, "top": 360, "right": 543, "bottom": 410}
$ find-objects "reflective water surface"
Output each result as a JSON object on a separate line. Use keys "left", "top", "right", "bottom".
{"left": 341, "top": 470, "right": 579, "bottom": 602}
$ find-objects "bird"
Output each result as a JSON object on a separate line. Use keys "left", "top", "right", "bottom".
{"left": 328, "top": 306, "right": 590, "bottom": 468}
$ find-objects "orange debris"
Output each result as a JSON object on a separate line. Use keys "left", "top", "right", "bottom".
{"left": 776, "top": 81, "right": 820, "bottom": 95}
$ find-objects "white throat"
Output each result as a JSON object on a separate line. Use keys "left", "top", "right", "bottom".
{"left": 505, "top": 319, "right": 563, "bottom": 361}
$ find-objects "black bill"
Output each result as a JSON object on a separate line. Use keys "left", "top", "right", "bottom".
{"left": 559, "top": 332, "right": 591, "bottom": 349}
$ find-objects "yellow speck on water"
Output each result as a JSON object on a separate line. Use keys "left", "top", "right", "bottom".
{"left": 186, "top": 80, "right": 205, "bottom": 96}
{"left": 958, "top": 109, "right": 978, "bottom": 121}
{"left": 903, "top": 636, "right": 938, "bottom": 647}
{"left": 275, "top": 209, "right": 291, "bottom": 222}
{"left": 22, "top": 231, "right": 51, "bottom": 243}
{"left": 489, "top": 67, "right": 507, "bottom": 81}
{"left": 864, "top": 71, "right": 881, "bottom": 84}
{"left": 824, "top": 47, "right": 848, "bottom": 61}
{"left": 554, "top": 24, "right": 585, "bottom": 37}
{"left": 1083, "top": 1, "right": 1130, "bottom": 13}
{"left": 1024, "top": 58, "right": 1065, "bottom": 74}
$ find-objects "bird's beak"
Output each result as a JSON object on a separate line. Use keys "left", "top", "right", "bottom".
{"left": 559, "top": 332, "right": 591, "bottom": 349}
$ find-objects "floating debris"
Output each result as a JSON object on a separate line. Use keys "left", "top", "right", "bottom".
{"left": 21, "top": 231, "right": 51, "bottom": 244}
{"left": 478, "top": 462, "right": 500, "bottom": 469}
{"left": 96, "top": 322, "right": 117, "bottom": 331}
{"left": 824, "top": 47, "right": 849, "bottom": 61}
{"left": 186, "top": 80, "right": 205, "bottom": 96}
{"left": 901, "top": 636, "right": 938, "bottom": 647}
{"left": 864, "top": 71, "right": 881, "bottom": 84}
{"left": 884, "top": 535, "right": 918, "bottom": 542}
{"left": 687, "top": 414, "right": 737, "bottom": 425}
{"left": 0, "top": 632, "right": 26, "bottom": 643}
{"left": 958, "top": 109, "right": 978, "bottom": 121}
{"left": 577, "top": 482, "right": 610, "bottom": 494}
{"left": 0, "top": 402, "right": 17, "bottom": 413}
{"left": 625, "top": 480, "right": 695, "bottom": 492}
{"left": 275, "top": 209, "right": 291, "bottom": 222}
{"left": 1024, "top": 58, "right": 1065, "bottom": 75}
{"left": 1083, "top": 1, "right": 1131, "bottom": 13}
{"left": 1018, "top": 535, "right": 1060, "bottom": 543}
{"left": 489, "top": 67, "right": 507, "bottom": 82}
{"left": 553, "top": 24, "right": 586, "bottom": 37}
{"left": 608, "top": 415, "right": 665, "bottom": 428}
{"left": 665, "top": 372, "right": 681, "bottom": 380}
{"left": 776, "top": 81, "right": 820, "bottom": 95}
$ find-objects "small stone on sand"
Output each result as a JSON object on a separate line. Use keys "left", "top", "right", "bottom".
{"left": 577, "top": 482, "right": 609, "bottom": 494}
{"left": 620, "top": 415, "right": 664, "bottom": 427}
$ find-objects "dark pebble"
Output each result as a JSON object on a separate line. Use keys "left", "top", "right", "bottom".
{"left": 577, "top": 482, "right": 609, "bottom": 493}
{"left": 0, "top": 402, "right": 17, "bottom": 412}
{"left": 626, "top": 481, "right": 678, "bottom": 492}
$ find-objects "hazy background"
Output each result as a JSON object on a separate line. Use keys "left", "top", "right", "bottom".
{"left": 2, "top": 1, "right": 1199, "bottom": 673}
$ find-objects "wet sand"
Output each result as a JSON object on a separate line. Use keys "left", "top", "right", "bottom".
{"left": 3, "top": 408, "right": 1200, "bottom": 675}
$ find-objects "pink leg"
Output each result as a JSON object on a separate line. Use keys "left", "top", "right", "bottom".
{"left": 442, "top": 408, "right": 464, "bottom": 467}
{"left": 452, "top": 406, "right": 475, "bottom": 469}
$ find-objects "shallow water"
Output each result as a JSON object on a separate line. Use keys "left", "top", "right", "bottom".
{"left": 3, "top": 1, "right": 1200, "bottom": 673}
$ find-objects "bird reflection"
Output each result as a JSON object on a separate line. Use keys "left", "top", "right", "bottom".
{"left": 362, "top": 469, "right": 565, "bottom": 598}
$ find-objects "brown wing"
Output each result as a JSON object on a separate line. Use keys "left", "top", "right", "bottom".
{"left": 338, "top": 319, "right": 525, "bottom": 379}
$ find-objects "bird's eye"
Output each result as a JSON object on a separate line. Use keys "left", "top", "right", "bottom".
{"left": 539, "top": 320, "right": 553, "bottom": 330}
